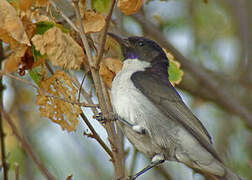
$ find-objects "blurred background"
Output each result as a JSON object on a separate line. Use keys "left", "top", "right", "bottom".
{"left": 1, "top": 0, "right": 252, "bottom": 179}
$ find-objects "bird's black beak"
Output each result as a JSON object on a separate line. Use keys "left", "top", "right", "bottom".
{"left": 107, "top": 32, "right": 130, "bottom": 48}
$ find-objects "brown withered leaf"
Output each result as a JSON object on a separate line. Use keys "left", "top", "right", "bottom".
{"left": 118, "top": 0, "right": 144, "bottom": 15}
{"left": 99, "top": 58, "right": 122, "bottom": 88}
{"left": 3, "top": 16, "right": 36, "bottom": 74}
{"left": 36, "top": 70, "right": 81, "bottom": 132}
{"left": 31, "top": 27, "right": 84, "bottom": 69}
{"left": 18, "top": 0, "right": 34, "bottom": 11}
{"left": 4, "top": 45, "right": 28, "bottom": 73}
{"left": 0, "top": 0, "right": 30, "bottom": 45}
{"left": 36, "top": 0, "right": 48, "bottom": 7}
{"left": 83, "top": 10, "right": 105, "bottom": 33}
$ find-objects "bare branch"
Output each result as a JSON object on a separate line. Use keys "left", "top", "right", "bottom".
{"left": 72, "top": 0, "right": 125, "bottom": 178}
{"left": 95, "top": 0, "right": 117, "bottom": 67}
{"left": 48, "top": 0, "right": 79, "bottom": 32}
{"left": 14, "top": 163, "right": 19, "bottom": 180}
{"left": 80, "top": 113, "right": 113, "bottom": 159}
{"left": 2, "top": 72, "right": 98, "bottom": 108}
{"left": 0, "top": 106, "right": 56, "bottom": 180}
{"left": 0, "top": 40, "right": 8, "bottom": 180}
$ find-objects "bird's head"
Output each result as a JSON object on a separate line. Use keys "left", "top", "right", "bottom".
{"left": 108, "top": 33, "right": 168, "bottom": 65}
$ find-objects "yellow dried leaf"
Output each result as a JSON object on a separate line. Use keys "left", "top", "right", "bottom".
{"left": 31, "top": 27, "right": 84, "bottom": 69}
{"left": 18, "top": 0, "right": 34, "bottom": 11}
{"left": 118, "top": 0, "right": 144, "bottom": 15}
{"left": 99, "top": 58, "right": 122, "bottom": 88}
{"left": 3, "top": 17, "right": 36, "bottom": 73}
{"left": 83, "top": 10, "right": 105, "bottom": 33}
{"left": 36, "top": 0, "right": 48, "bottom": 7}
{"left": 103, "top": 57, "right": 123, "bottom": 74}
{"left": 0, "top": 0, "right": 30, "bottom": 45}
{"left": 36, "top": 70, "right": 81, "bottom": 132}
{"left": 4, "top": 45, "right": 28, "bottom": 73}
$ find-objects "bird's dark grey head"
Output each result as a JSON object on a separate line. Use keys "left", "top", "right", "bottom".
{"left": 108, "top": 33, "right": 168, "bottom": 65}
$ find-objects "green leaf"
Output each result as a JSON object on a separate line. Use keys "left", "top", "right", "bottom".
{"left": 92, "top": 0, "right": 111, "bottom": 13}
{"left": 168, "top": 59, "right": 184, "bottom": 85}
{"left": 35, "top": 21, "right": 55, "bottom": 35}
{"left": 31, "top": 44, "right": 46, "bottom": 61}
{"left": 29, "top": 66, "right": 42, "bottom": 85}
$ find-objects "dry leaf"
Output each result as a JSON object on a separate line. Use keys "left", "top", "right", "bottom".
{"left": 99, "top": 58, "right": 122, "bottom": 88}
{"left": 36, "top": 70, "right": 81, "bottom": 132}
{"left": 32, "top": 27, "right": 85, "bottom": 69}
{"left": 0, "top": 0, "right": 30, "bottom": 45}
{"left": 36, "top": 0, "right": 48, "bottom": 7}
{"left": 118, "top": 0, "right": 144, "bottom": 15}
{"left": 18, "top": 0, "right": 34, "bottom": 11}
{"left": 4, "top": 45, "right": 28, "bottom": 73}
{"left": 3, "top": 16, "right": 36, "bottom": 73}
{"left": 83, "top": 10, "right": 105, "bottom": 33}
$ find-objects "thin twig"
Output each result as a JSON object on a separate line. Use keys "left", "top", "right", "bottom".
{"left": 72, "top": 0, "right": 125, "bottom": 178}
{"left": 45, "top": 60, "right": 54, "bottom": 75}
{"left": 130, "top": 148, "right": 138, "bottom": 175}
{"left": 44, "top": 94, "right": 99, "bottom": 107}
{"left": 155, "top": 166, "right": 173, "bottom": 180}
{"left": 70, "top": 72, "right": 99, "bottom": 114}
{"left": 2, "top": 72, "right": 98, "bottom": 108}
{"left": 0, "top": 40, "right": 8, "bottom": 180}
{"left": 48, "top": 0, "right": 79, "bottom": 32}
{"left": 80, "top": 113, "right": 113, "bottom": 159}
{"left": 14, "top": 163, "right": 19, "bottom": 180}
{"left": 0, "top": 107, "right": 56, "bottom": 180}
{"left": 95, "top": 0, "right": 117, "bottom": 67}
{"left": 2, "top": 72, "right": 39, "bottom": 90}
{"left": 78, "top": 70, "right": 90, "bottom": 102}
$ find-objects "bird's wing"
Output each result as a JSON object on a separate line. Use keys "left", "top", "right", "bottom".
{"left": 131, "top": 71, "right": 222, "bottom": 162}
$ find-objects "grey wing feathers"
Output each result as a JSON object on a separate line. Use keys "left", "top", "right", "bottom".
{"left": 131, "top": 71, "right": 222, "bottom": 162}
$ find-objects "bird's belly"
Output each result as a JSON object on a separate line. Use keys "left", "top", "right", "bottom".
{"left": 111, "top": 70, "right": 172, "bottom": 157}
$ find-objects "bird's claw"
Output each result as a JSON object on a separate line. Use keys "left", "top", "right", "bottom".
{"left": 93, "top": 112, "right": 116, "bottom": 124}
{"left": 132, "top": 125, "right": 147, "bottom": 135}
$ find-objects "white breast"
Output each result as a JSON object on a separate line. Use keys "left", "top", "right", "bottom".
{"left": 111, "top": 59, "right": 155, "bottom": 126}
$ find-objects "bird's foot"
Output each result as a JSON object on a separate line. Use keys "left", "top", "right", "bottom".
{"left": 132, "top": 125, "right": 147, "bottom": 135}
{"left": 93, "top": 112, "right": 116, "bottom": 124}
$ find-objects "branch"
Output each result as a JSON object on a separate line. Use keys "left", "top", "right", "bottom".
{"left": 14, "top": 163, "right": 19, "bottom": 180}
{"left": 132, "top": 13, "right": 252, "bottom": 128}
{"left": 71, "top": 0, "right": 125, "bottom": 178}
{"left": 80, "top": 113, "right": 113, "bottom": 159}
{"left": 155, "top": 166, "right": 173, "bottom": 180}
{"left": 48, "top": 0, "right": 79, "bottom": 33}
{"left": 0, "top": 40, "right": 8, "bottom": 180}
{"left": 0, "top": 106, "right": 56, "bottom": 180}
{"left": 95, "top": 0, "right": 117, "bottom": 67}
{"left": 2, "top": 72, "right": 98, "bottom": 108}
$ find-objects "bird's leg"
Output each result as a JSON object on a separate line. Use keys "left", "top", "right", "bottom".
{"left": 129, "top": 154, "right": 165, "bottom": 180}
{"left": 94, "top": 112, "right": 146, "bottom": 134}
{"left": 116, "top": 116, "right": 147, "bottom": 135}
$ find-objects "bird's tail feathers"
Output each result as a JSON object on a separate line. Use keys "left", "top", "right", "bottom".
{"left": 218, "top": 167, "right": 241, "bottom": 180}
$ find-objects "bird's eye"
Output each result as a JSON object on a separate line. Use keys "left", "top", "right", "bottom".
{"left": 138, "top": 41, "right": 144, "bottom": 46}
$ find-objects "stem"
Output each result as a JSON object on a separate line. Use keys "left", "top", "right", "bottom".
{"left": 0, "top": 107, "right": 56, "bottom": 180}
{"left": 72, "top": 0, "right": 125, "bottom": 178}
{"left": 95, "top": 0, "right": 117, "bottom": 67}
{"left": 0, "top": 40, "right": 8, "bottom": 180}
{"left": 80, "top": 113, "right": 113, "bottom": 159}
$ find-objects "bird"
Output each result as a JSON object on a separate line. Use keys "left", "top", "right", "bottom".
{"left": 107, "top": 33, "right": 241, "bottom": 180}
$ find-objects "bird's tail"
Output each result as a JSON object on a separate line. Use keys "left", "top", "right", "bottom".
{"left": 218, "top": 167, "right": 241, "bottom": 180}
